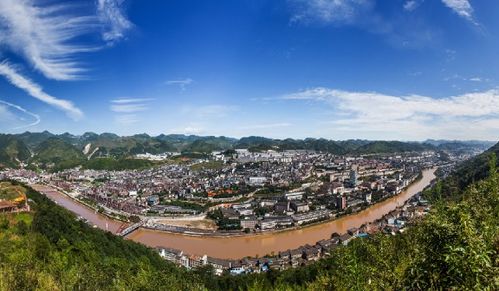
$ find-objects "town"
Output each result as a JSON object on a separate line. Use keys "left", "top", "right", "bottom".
{"left": 156, "top": 191, "right": 432, "bottom": 275}
{"left": 1, "top": 149, "right": 454, "bottom": 234}
{"left": 0, "top": 147, "right": 476, "bottom": 275}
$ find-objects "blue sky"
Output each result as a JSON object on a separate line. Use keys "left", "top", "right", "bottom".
{"left": 0, "top": 0, "right": 498, "bottom": 140}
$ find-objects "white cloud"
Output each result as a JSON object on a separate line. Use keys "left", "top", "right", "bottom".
{"left": 288, "top": 0, "right": 438, "bottom": 48}
{"left": 0, "top": 99, "right": 40, "bottom": 129}
{"left": 182, "top": 126, "right": 204, "bottom": 135}
{"left": 441, "top": 0, "right": 476, "bottom": 23}
{"left": 282, "top": 87, "right": 499, "bottom": 140}
{"left": 166, "top": 78, "right": 194, "bottom": 91}
{"left": 110, "top": 98, "right": 152, "bottom": 113}
{"left": 97, "top": 0, "right": 133, "bottom": 44}
{"left": 0, "top": 0, "right": 99, "bottom": 80}
{"left": 110, "top": 103, "right": 148, "bottom": 113}
{"left": 110, "top": 98, "right": 151, "bottom": 124}
{"left": 289, "top": 0, "right": 371, "bottom": 25}
{"left": 0, "top": 62, "right": 83, "bottom": 120}
{"left": 403, "top": 0, "right": 422, "bottom": 11}
{"left": 111, "top": 98, "right": 155, "bottom": 104}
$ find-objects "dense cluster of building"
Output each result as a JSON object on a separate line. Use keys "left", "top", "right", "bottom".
{"left": 0, "top": 150, "right": 441, "bottom": 234}
{"left": 158, "top": 193, "right": 433, "bottom": 275}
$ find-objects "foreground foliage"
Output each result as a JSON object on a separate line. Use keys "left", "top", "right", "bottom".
{"left": 0, "top": 184, "right": 204, "bottom": 290}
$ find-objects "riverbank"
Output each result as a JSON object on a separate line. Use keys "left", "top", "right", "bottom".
{"left": 138, "top": 169, "right": 427, "bottom": 238}
{"left": 29, "top": 168, "right": 436, "bottom": 258}
{"left": 158, "top": 188, "right": 436, "bottom": 273}
{"left": 128, "top": 168, "right": 437, "bottom": 258}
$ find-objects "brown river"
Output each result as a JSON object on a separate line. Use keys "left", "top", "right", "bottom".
{"left": 32, "top": 168, "right": 436, "bottom": 259}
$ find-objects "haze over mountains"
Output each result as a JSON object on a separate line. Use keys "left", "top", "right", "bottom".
{"left": 0, "top": 131, "right": 494, "bottom": 170}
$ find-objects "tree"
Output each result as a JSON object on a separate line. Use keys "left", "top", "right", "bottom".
{"left": 16, "top": 220, "right": 28, "bottom": 235}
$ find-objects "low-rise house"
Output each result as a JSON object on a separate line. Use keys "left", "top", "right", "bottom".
{"left": 207, "top": 257, "right": 232, "bottom": 275}
{"left": 240, "top": 216, "right": 258, "bottom": 229}
{"left": 291, "top": 201, "right": 309, "bottom": 213}
{"left": 347, "top": 227, "right": 359, "bottom": 236}
{"left": 284, "top": 191, "right": 304, "bottom": 201}
{"left": 260, "top": 199, "right": 277, "bottom": 207}
{"left": 274, "top": 201, "right": 290, "bottom": 213}
{"left": 291, "top": 210, "right": 330, "bottom": 225}
{"left": 188, "top": 255, "right": 206, "bottom": 269}
{"left": 339, "top": 233, "right": 354, "bottom": 245}
{"left": 158, "top": 248, "right": 183, "bottom": 264}
{"left": 221, "top": 208, "right": 240, "bottom": 220}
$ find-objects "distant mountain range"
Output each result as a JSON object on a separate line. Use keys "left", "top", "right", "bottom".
{"left": 0, "top": 131, "right": 495, "bottom": 170}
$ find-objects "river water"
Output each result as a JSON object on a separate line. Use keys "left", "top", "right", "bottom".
{"left": 32, "top": 168, "right": 436, "bottom": 259}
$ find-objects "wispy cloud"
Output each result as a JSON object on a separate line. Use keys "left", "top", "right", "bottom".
{"left": 111, "top": 98, "right": 155, "bottom": 104}
{"left": 97, "top": 0, "right": 133, "bottom": 44}
{"left": 0, "top": 0, "right": 100, "bottom": 80}
{"left": 110, "top": 98, "right": 153, "bottom": 113}
{"left": 441, "top": 0, "right": 476, "bottom": 24}
{"left": 0, "top": 62, "right": 83, "bottom": 120}
{"left": 282, "top": 87, "right": 499, "bottom": 140}
{"left": 110, "top": 98, "right": 151, "bottom": 125}
{"left": 288, "top": 0, "right": 438, "bottom": 48}
{"left": 179, "top": 126, "right": 204, "bottom": 135}
{"left": 403, "top": 0, "right": 423, "bottom": 11}
{"left": 444, "top": 74, "right": 488, "bottom": 83}
{"left": 166, "top": 78, "right": 194, "bottom": 91}
{"left": 0, "top": 100, "right": 40, "bottom": 129}
{"left": 289, "top": 0, "right": 371, "bottom": 25}
{"left": 110, "top": 103, "right": 148, "bottom": 113}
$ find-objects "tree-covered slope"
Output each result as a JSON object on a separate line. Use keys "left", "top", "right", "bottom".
{"left": 427, "top": 141, "right": 499, "bottom": 201}
{"left": 31, "top": 137, "right": 86, "bottom": 170}
{"left": 0, "top": 182, "right": 203, "bottom": 290}
{"left": 354, "top": 141, "right": 434, "bottom": 154}
{"left": 0, "top": 134, "right": 31, "bottom": 168}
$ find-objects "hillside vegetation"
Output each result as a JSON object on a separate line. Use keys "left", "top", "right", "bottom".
{"left": 0, "top": 135, "right": 31, "bottom": 168}
{"left": 0, "top": 182, "right": 202, "bottom": 290}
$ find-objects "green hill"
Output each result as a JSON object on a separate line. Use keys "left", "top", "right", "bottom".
{"left": 354, "top": 140, "right": 434, "bottom": 154}
{"left": 0, "top": 135, "right": 31, "bottom": 168}
{"left": 31, "top": 137, "right": 86, "bottom": 171}
{"left": 426, "top": 141, "right": 499, "bottom": 201}
{"left": 17, "top": 130, "right": 54, "bottom": 149}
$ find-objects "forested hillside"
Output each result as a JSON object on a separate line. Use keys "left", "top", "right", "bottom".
{"left": 0, "top": 135, "right": 31, "bottom": 168}
{"left": 0, "top": 182, "right": 203, "bottom": 290}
